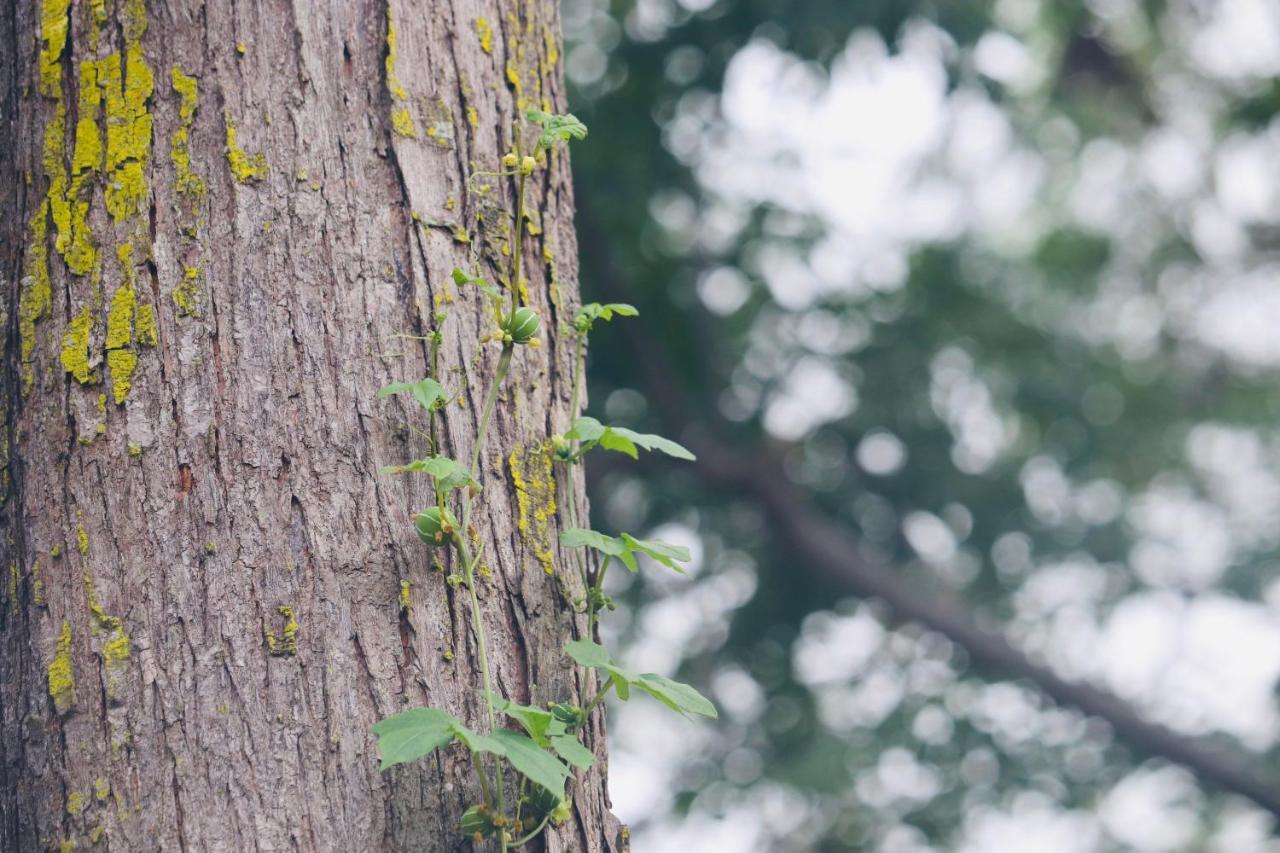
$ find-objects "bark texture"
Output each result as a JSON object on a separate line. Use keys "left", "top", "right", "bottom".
{"left": 0, "top": 0, "right": 620, "bottom": 850}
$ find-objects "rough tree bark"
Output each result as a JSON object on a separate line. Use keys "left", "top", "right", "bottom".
{"left": 0, "top": 0, "right": 620, "bottom": 850}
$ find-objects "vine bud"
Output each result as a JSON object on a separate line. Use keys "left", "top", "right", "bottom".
{"left": 519, "top": 155, "right": 537, "bottom": 175}
{"left": 501, "top": 152, "right": 518, "bottom": 169}
{"left": 414, "top": 506, "right": 458, "bottom": 546}
{"left": 504, "top": 307, "right": 540, "bottom": 344}
{"left": 552, "top": 434, "right": 572, "bottom": 461}
{"left": 550, "top": 797, "right": 573, "bottom": 826}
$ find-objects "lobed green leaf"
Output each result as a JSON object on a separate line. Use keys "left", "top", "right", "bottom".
{"left": 370, "top": 707, "right": 459, "bottom": 770}
{"left": 564, "top": 416, "right": 695, "bottom": 461}
{"left": 562, "top": 639, "right": 717, "bottom": 719}
{"left": 378, "top": 378, "right": 446, "bottom": 413}
{"left": 527, "top": 110, "right": 588, "bottom": 150}
{"left": 550, "top": 734, "right": 595, "bottom": 770}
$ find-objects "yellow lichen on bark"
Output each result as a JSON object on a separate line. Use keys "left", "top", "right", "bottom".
{"left": 60, "top": 306, "right": 98, "bottom": 384}
{"left": 170, "top": 67, "right": 207, "bottom": 199}
{"left": 104, "top": 245, "right": 139, "bottom": 403}
{"left": 173, "top": 264, "right": 203, "bottom": 316}
{"left": 47, "top": 620, "right": 76, "bottom": 716}
{"left": 85, "top": 574, "right": 132, "bottom": 704}
{"left": 225, "top": 120, "right": 268, "bottom": 183}
{"left": 265, "top": 605, "right": 300, "bottom": 656}
{"left": 100, "top": 45, "right": 155, "bottom": 223}
{"left": 63, "top": 59, "right": 105, "bottom": 274}
{"left": 508, "top": 442, "right": 558, "bottom": 574}
{"left": 385, "top": 8, "right": 417, "bottom": 137}
{"left": 474, "top": 17, "right": 494, "bottom": 54}
{"left": 38, "top": 0, "right": 71, "bottom": 98}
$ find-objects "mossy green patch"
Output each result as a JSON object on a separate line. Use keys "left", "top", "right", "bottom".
{"left": 47, "top": 619, "right": 76, "bottom": 715}
{"left": 66, "top": 791, "right": 85, "bottom": 816}
{"left": 399, "top": 579, "right": 411, "bottom": 611}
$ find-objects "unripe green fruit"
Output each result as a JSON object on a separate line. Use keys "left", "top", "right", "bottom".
{"left": 414, "top": 507, "right": 458, "bottom": 546}
{"left": 504, "top": 307, "right": 540, "bottom": 344}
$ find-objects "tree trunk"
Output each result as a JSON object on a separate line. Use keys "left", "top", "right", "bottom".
{"left": 0, "top": 0, "right": 620, "bottom": 850}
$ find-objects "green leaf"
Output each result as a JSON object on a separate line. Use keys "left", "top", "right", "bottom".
{"left": 634, "top": 673, "right": 718, "bottom": 718}
{"left": 485, "top": 692, "right": 555, "bottom": 746}
{"left": 550, "top": 734, "right": 595, "bottom": 770}
{"left": 370, "top": 707, "right": 458, "bottom": 770}
{"left": 564, "top": 638, "right": 613, "bottom": 669}
{"left": 575, "top": 302, "right": 639, "bottom": 331}
{"left": 559, "top": 528, "right": 625, "bottom": 557}
{"left": 607, "top": 426, "right": 695, "bottom": 461}
{"left": 527, "top": 110, "right": 588, "bottom": 150}
{"left": 598, "top": 430, "right": 639, "bottom": 459}
{"left": 378, "top": 378, "right": 446, "bottom": 412}
{"left": 560, "top": 529, "right": 689, "bottom": 574}
{"left": 381, "top": 455, "right": 477, "bottom": 492}
{"left": 620, "top": 533, "right": 690, "bottom": 573}
{"left": 564, "top": 416, "right": 695, "bottom": 462}
{"left": 564, "top": 416, "right": 606, "bottom": 443}
{"left": 452, "top": 267, "right": 503, "bottom": 301}
{"left": 562, "top": 639, "right": 717, "bottom": 719}
{"left": 487, "top": 729, "right": 571, "bottom": 797}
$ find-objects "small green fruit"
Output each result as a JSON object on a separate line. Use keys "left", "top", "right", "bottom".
{"left": 504, "top": 307, "right": 540, "bottom": 344}
{"left": 414, "top": 507, "right": 457, "bottom": 546}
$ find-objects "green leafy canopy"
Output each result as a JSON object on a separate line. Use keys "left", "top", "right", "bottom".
{"left": 564, "top": 639, "right": 717, "bottom": 718}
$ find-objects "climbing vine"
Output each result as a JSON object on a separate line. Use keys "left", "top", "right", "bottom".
{"left": 370, "top": 111, "right": 716, "bottom": 849}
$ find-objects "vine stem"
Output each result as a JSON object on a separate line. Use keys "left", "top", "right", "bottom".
{"left": 455, "top": 342, "right": 515, "bottom": 852}
{"left": 454, "top": 533, "right": 508, "bottom": 852}
{"left": 511, "top": 170, "right": 528, "bottom": 317}
{"left": 583, "top": 679, "right": 615, "bottom": 718}
{"left": 467, "top": 346, "right": 514, "bottom": 491}
{"left": 510, "top": 813, "right": 552, "bottom": 848}
{"left": 562, "top": 332, "right": 592, "bottom": 601}
{"left": 568, "top": 333, "right": 584, "bottom": 420}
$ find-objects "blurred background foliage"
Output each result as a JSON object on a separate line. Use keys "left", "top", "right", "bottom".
{"left": 563, "top": 0, "right": 1280, "bottom": 849}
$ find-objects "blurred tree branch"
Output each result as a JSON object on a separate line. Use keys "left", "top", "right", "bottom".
{"left": 581, "top": 220, "right": 1280, "bottom": 821}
